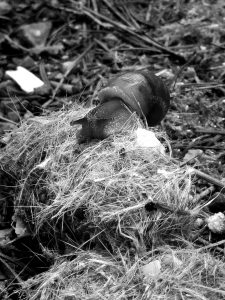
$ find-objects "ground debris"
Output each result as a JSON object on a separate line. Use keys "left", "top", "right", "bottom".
{"left": 1, "top": 0, "right": 225, "bottom": 299}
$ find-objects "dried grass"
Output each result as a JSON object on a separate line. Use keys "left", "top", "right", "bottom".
{"left": 2, "top": 105, "right": 222, "bottom": 299}
{"left": 2, "top": 105, "right": 198, "bottom": 248}
{"left": 20, "top": 247, "right": 225, "bottom": 300}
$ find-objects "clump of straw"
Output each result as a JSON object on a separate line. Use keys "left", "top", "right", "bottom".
{"left": 1, "top": 105, "right": 220, "bottom": 299}
{"left": 20, "top": 247, "right": 225, "bottom": 300}
{"left": 0, "top": 105, "right": 200, "bottom": 252}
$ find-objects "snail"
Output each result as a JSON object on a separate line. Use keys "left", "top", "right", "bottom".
{"left": 70, "top": 100, "right": 138, "bottom": 143}
{"left": 70, "top": 70, "right": 170, "bottom": 143}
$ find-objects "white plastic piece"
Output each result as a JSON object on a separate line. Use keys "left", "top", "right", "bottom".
{"left": 157, "top": 169, "right": 174, "bottom": 177}
{"left": 14, "top": 217, "right": 28, "bottom": 237}
{"left": 142, "top": 260, "right": 161, "bottom": 279}
{"left": 135, "top": 128, "right": 165, "bottom": 154}
{"left": 155, "top": 69, "right": 174, "bottom": 79}
{"left": 36, "top": 156, "right": 52, "bottom": 169}
{"left": 6, "top": 66, "right": 44, "bottom": 93}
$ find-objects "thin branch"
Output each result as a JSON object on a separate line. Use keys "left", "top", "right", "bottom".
{"left": 51, "top": 42, "right": 94, "bottom": 100}
{"left": 190, "top": 168, "right": 225, "bottom": 190}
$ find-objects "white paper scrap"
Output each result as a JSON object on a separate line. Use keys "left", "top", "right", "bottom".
{"left": 135, "top": 128, "right": 165, "bottom": 154}
{"left": 6, "top": 66, "right": 44, "bottom": 93}
{"left": 14, "top": 217, "right": 28, "bottom": 236}
{"left": 36, "top": 156, "right": 52, "bottom": 169}
{"left": 142, "top": 260, "right": 161, "bottom": 279}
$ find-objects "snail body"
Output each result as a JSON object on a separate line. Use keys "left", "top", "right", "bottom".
{"left": 71, "top": 70, "right": 170, "bottom": 142}
{"left": 71, "top": 100, "right": 137, "bottom": 143}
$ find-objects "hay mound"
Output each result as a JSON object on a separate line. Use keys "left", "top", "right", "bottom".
{"left": 20, "top": 248, "right": 225, "bottom": 300}
{"left": 1, "top": 105, "right": 219, "bottom": 299}
{"left": 1, "top": 106, "right": 197, "bottom": 251}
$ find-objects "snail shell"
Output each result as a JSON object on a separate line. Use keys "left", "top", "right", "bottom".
{"left": 98, "top": 70, "right": 170, "bottom": 126}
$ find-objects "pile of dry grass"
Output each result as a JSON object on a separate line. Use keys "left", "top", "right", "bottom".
{"left": 1, "top": 105, "right": 197, "bottom": 249}
{"left": 2, "top": 105, "right": 223, "bottom": 299}
{"left": 20, "top": 247, "right": 225, "bottom": 300}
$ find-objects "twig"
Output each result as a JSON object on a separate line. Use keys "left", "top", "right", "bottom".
{"left": 0, "top": 115, "right": 18, "bottom": 125}
{"left": 82, "top": 9, "right": 112, "bottom": 28}
{"left": 66, "top": 5, "right": 186, "bottom": 62}
{"left": 193, "top": 186, "right": 215, "bottom": 203}
{"left": 0, "top": 255, "right": 23, "bottom": 284}
{"left": 197, "top": 237, "right": 225, "bottom": 253}
{"left": 115, "top": 46, "right": 161, "bottom": 52}
{"left": 173, "top": 143, "right": 224, "bottom": 151}
{"left": 39, "top": 62, "right": 52, "bottom": 88}
{"left": 94, "top": 38, "right": 110, "bottom": 52}
{"left": 195, "top": 128, "right": 225, "bottom": 135}
{"left": 180, "top": 83, "right": 225, "bottom": 90}
{"left": 120, "top": 5, "right": 141, "bottom": 29}
{"left": 171, "top": 51, "right": 197, "bottom": 92}
{"left": 211, "top": 43, "right": 225, "bottom": 50}
{"left": 145, "top": 3, "right": 152, "bottom": 22}
{"left": 91, "top": 0, "right": 98, "bottom": 12}
{"left": 51, "top": 42, "right": 94, "bottom": 100}
{"left": 101, "top": 0, "right": 133, "bottom": 27}
{"left": 4, "top": 35, "right": 30, "bottom": 53}
{"left": 190, "top": 168, "right": 225, "bottom": 190}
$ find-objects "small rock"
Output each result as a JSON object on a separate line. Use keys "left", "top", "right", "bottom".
{"left": 104, "top": 33, "right": 118, "bottom": 48}
{"left": 194, "top": 218, "right": 204, "bottom": 228}
{"left": 206, "top": 212, "right": 225, "bottom": 234}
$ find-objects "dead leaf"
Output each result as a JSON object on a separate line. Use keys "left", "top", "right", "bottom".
{"left": 0, "top": 1, "right": 12, "bottom": 15}
{"left": 19, "top": 21, "right": 52, "bottom": 47}
{"left": 183, "top": 149, "right": 203, "bottom": 162}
